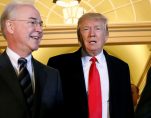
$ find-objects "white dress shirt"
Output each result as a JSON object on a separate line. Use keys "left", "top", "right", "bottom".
{"left": 81, "top": 50, "right": 110, "bottom": 118}
{"left": 6, "top": 47, "right": 35, "bottom": 93}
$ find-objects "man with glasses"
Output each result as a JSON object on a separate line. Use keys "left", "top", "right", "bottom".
{"left": 47, "top": 13, "right": 134, "bottom": 118}
{"left": 0, "top": 2, "right": 63, "bottom": 118}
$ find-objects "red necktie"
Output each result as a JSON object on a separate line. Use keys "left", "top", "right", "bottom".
{"left": 88, "top": 57, "right": 102, "bottom": 118}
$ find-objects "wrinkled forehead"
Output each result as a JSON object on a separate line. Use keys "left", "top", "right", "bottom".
{"left": 11, "top": 4, "right": 41, "bottom": 20}
{"left": 78, "top": 13, "right": 107, "bottom": 26}
{"left": 78, "top": 18, "right": 105, "bottom": 28}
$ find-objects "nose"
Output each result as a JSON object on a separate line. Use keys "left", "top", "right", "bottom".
{"left": 89, "top": 27, "right": 95, "bottom": 37}
{"left": 34, "top": 24, "right": 43, "bottom": 33}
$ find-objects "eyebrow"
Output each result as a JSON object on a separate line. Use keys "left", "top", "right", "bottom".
{"left": 28, "top": 17, "right": 39, "bottom": 21}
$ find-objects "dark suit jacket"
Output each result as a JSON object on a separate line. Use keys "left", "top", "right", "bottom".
{"left": 0, "top": 51, "right": 63, "bottom": 118}
{"left": 47, "top": 48, "right": 134, "bottom": 118}
{"left": 135, "top": 67, "right": 151, "bottom": 118}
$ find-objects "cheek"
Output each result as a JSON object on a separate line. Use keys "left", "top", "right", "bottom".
{"left": 98, "top": 34, "right": 107, "bottom": 42}
{"left": 79, "top": 33, "right": 86, "bottom": 42}
{"left": 13, "top": 30, "right": 25, "bottom": 40}
{"left": 82, "top": 38, "right": 89, "bottom": 46}
{"left": 17, "top": 26, "right": 30, "bottom": 36}
{"left": 82, "top": 33, "right": 90, "bottom": 41}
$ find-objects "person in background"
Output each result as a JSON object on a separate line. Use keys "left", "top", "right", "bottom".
{"left": 47, "top": 12, "right": 134, "bottom": 118}
{"left": 0, "top": 2, "right": 63, "bottom": 118}
{"left": 135, "top": 67, "right": 151, "bottom": 118}
{"left": 131, "top": 84, "right": 140, "bottom": 110}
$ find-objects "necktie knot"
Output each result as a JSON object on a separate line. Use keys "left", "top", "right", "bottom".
{"left": 90, "top": 57, "right": 97, "bottom": 63}
{"left": 18, "top": 57, "right": 27, "bottom": 71}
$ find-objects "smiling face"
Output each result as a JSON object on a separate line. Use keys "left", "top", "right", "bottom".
{"left": 5, "top": 4, "right": 43, "bottom": 57}
{"left": 78, "top": 13, "right": 108, "bottom": 56}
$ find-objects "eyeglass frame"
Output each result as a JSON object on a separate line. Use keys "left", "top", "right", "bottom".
{"left": 8, "top": 17, "right": 44, "bottom": 28}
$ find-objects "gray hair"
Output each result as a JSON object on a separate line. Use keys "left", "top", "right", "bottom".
{"left": 77, "top": 12, "right": 109, "bottom": 42}
{"left": 0, "top": 2, "right": 33, "bottom": 39}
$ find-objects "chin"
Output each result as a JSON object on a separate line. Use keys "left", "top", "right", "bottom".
{"left": 32, "top": 46, "right": 39, "bottom": 51}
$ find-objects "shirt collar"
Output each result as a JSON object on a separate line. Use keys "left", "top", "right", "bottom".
{"left": 81, "top": 49, "right": 105, "bottom": 65}
{"left": 6, "top": 47, "right": 32, "bottom": 66}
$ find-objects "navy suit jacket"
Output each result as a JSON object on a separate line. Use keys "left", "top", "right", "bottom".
{"left": 135, "top": 67, "right": 151, "bottom": 118}
{"left": 47, "top": 48, "right": 134, "bottom": 118}
{"left": 0, "top": 51, "right": 63, "bottom": 118}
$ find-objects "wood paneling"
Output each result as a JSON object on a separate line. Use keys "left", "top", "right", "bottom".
{"left": 0, "top": 22, "right": 151, "bottom": 48}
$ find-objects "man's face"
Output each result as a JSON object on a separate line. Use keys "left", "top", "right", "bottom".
{"left": 7, "top": 5, "right": 43, "bottom": 56}
{"left": 79, "top": 19, "right": 107, "bottom": 56}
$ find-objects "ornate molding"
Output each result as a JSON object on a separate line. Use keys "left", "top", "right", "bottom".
{"left": 0, "top": 22, "right": 151, "bottom": 48}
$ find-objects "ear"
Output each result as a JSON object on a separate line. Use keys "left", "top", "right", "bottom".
{"left": 103, "top": 31, "right": 108, "bottom": 43}
{"left": 104, "top": 35, "right": 108, "bottom": 42}
{"left": 5, "top": 20, "right": 14, "bottom": 34}
{"left": 104, "top": 26, "right": 109, "bottom": 42}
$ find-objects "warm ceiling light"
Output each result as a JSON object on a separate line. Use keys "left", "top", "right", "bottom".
{"left": 63, "top": 6, "right": 84, "bottom": 24}
{"left": 53, "top": 0, "right": 81, "bottom": 7}
{"left": 53, "top": 0, "right": 83, "bottom": 24}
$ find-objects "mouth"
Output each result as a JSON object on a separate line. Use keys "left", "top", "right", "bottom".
{"left": 30, "top": 36, "right": 41, "bottom": 40}
{"left": 89, "top": 40, "right": 97, "bottom": 44}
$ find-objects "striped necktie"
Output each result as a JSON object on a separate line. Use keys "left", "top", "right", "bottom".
{"left": 18, "top": 57, "right": 33, "bottom": 115}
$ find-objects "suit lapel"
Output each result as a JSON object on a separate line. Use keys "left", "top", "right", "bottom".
{"left": 0, "top": 52, "right": 27, "bottom": 107}
{"left": 73, "top": 49, "right": 86, "bottom": 90}
{"left": 103, "top": 50, "right": 114, "bottom": 115}
{"left": 31, "top": 58, "right": 42, "bottom": 118}
{"left": 72, "top": 49, "right": 89, "bottom": 114}
{"left": 73, "top": 48, "right": 84, "bottom": 77}
{"left": 103, "top": 50, "right": 115, "bottom": 90}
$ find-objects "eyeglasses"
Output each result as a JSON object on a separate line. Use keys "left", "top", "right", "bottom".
{"left": 80, "top": 25, "right": 106, "bottom": 32}
{"left": 9, "top": 19, "right": 44, "bottom": 28}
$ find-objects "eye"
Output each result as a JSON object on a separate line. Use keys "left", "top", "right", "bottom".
{"left": 95, "top": 26, "right": 103, "bottom": 31}
{"left": 27, "top": 21, "right": 36, "bottom": 26}
{"left": 84, "top": 26, "right": 88, "bottom": 29}
{"left": 81, "top": 26, "right": 90, "bottom": 31}
{"left": 96, "top": 27, "right": 101, "bottom": 30}
{"left": 28, "top": 20, "right": 43, "bottom": 27}
{"left": 30, "top": 21, "right": 36, "bottom": 25}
